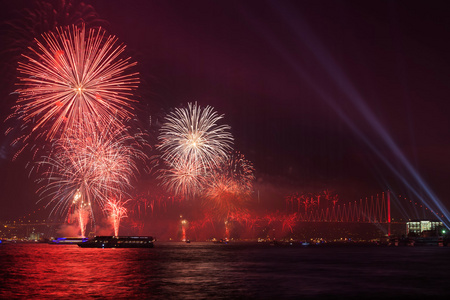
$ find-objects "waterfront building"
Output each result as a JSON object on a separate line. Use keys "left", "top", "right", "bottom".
{"left": 406, "top": 220, "right": 443, "bottom": 236}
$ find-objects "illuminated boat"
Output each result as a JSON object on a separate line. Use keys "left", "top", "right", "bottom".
{"left": 49, "top": 237, "right": 89, "bottom": 244}
{"left": 77, "top": 236, "right": 155, "bottom": 248}
{"left": 212, "top": 238, "right": 229, "bottom": 244}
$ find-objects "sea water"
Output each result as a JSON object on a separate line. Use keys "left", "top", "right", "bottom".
{"left": 1, "top": 242, "right": 449, "bottom": 299}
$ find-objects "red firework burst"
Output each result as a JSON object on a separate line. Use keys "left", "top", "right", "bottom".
{"left": 8, "top": 23, "right": 139, "bottom": 157}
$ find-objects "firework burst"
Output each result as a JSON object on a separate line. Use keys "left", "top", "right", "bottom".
{"left": 158, "top": 102, "right": 233, "bottom": 171}
{"left": 224, "top": 151, "right": 255, "bottom": 194}
{"left": 37, "top": 119, "right": 147, "bottom": 236}
{"left": 158, "top": 159, "right": 205, "bottom": 198}
{"left": 8, "top": 23, "right": 139, "bottom": 156}
{"left": 203, "top": 151, "right": 255, "bottom": 219}
{"left": 157, "top": 102, "right": 233, "bottom": 197}
{"left": 1, "top": 0, "right": 107, "bottom": 98}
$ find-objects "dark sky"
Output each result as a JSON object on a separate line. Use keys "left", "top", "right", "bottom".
{"left": 1, "top": 0, "right": 450, "bottom": 221}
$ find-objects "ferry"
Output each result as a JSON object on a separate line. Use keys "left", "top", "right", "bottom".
{"left": 77, "top": 236, "right": 155, "bottom": 248}
{"left": 212, "top": 238, "right": 229, "bottom": 244}
{"left": 49, "top": 237, "right": 89, "bottom": 244}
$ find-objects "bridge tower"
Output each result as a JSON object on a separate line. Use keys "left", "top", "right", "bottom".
{"left": 387, "top": 190, "right": 391, "bottom": 236}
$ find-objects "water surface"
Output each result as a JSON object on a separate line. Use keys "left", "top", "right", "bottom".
{"left": 1, "top": 242, "right": 449, "bottom": 299}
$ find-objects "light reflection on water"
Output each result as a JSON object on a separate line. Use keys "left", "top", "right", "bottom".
{"left": 1, "top": 242, "right": 450, "bottom": 299}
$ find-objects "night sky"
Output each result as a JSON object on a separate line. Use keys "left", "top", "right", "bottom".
{"left": 1, "top": 0, "right": 450, "bottom": 221}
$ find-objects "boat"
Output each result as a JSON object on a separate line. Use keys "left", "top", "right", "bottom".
{"left": 212, "top": 238, "right": 228, "bottom": 244}
{"left": 49, "top": 237, "right": 89, "bottom": 244}
{"left": 78, "top": 236, "right": 155, "bottom": 248}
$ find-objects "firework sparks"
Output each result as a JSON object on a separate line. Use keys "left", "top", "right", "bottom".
{"left": 157, "top": 102, "right": 233, "bottom": 197}
{"left": 158, "top": 102, "right": 233, "bottom": 171}
{"left": 73, "top": 190, "right": 90, "bottom": 238}
{"left": 180, "top": 217, "right": 188, "bottom": 241}
{"left": 37, "top": 120, "right": 147, "bottom": 236}
{"left": 203, "top": 151, "right": 255, "bottom": 220}
{"left": 224, "top": 151, "right": 255, "bottom": 194}
{"left": 1, "top": 1, "right": 107, "bottom": 102}
{"left": 10, "top": 24, "right": 139, "bottom": 148}
{"left": 158, "top": 158, "right": 205, "bottom": 198}
{"left": 106, "top": 198, "right": 129, "bottom": 236}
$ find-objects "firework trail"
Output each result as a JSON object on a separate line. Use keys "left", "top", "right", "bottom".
{"left": 157, "top": 102, "right": 233, "bottom": 197}
{"left": 37, "top": 120, "right": 147, "bottom": 236}
{"left": 8, "top": 23, "right": 139, "bottom": 158}
{"left": 180, "top": 218, "right": 188, "bottom": 241}
{"left": 106, "top": 198, "right": 129, "bottom": 236}
{"left": 72, "top": 189, "right": 90, "bottom": 237}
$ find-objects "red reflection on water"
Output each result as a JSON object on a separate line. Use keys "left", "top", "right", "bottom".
{"left": 1, "top": 244, "right": 157, "bottom": 298}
